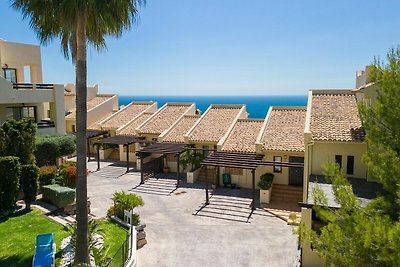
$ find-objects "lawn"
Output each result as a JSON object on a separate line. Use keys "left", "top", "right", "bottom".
{"left": 0, "top": 208, "right": 127, "bottom": 267}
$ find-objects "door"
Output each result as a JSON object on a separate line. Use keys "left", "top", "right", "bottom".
{"left": 289, "top": 156, "right": 304, "bottom": 186}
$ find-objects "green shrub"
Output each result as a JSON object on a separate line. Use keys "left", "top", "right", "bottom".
{"left": 42, "top": 184, "right": 75, "bottom": 208}
{"left": 20, "top": 164, "right": 39, "bottom": 210}
{"left": 39, "top": 166, "right": 57, "bottom": 188}
{"left": 35, "top": 134, "right": 76, "bottom": 166}
{"left": 0, "top": 156, "right": 21, "bottom": 212}
{"left": 257, "top": 173, "right": 274, "bottom": 190}
{"left": 107, "top": 191, "right": 144, "bottom": 220}
{"left": 0, "top": 119, "right": 36, "bottom": 164}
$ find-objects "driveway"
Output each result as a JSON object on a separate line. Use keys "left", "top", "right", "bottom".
{"left": 87, "top": 162, "right": 299, "bottom": 267}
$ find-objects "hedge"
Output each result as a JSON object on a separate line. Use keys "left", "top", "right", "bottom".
{"left": 42, "top": 184, "right": 75, "bottom": 208}
{"left": 0, "top": 119, "right": 36, "bottom": 165}
{"left": 20, "top": 164, "right": 39, "bottom": 209}
{"left": 0, "top": 156, "right": 21, "bottom": 212}
{"left": 36, "top": 134, "right": 76, "bottom": 166}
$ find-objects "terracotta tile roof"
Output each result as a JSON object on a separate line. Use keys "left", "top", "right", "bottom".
{"left": 310, "top": 92, "right": 365, "bottom": 142}
{"left": 100, "top": 102, "right": 153, "bottom": 129}
{"left": 138, "top": 104, "right": 192, "bottom": 135}
{"left": 222, "top": 119, "right": 264, "bottom": 153}
{"left": 188, "top": 106, "right": 243, "bottom": 143}
{"left": 262, "top": 108, "right": 306, "bottom": 152}
{"left": 66, "top": 95, "right": 114, "bottom": 119}
{"left": 163, "top": 115, "right": 200, "bottom": 143}
{"left": 87, "top": 112, "right": 115, "bottom": 130}
{"left": 118, "top": 113, "right": 153, "bottom": 136}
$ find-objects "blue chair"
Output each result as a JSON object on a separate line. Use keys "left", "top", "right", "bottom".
{"left": 33, "top": 233, "right": 55, "bottom": 267}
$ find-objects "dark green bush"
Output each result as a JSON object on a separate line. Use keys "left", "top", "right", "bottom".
{"left": 0, "top": 156, "right": 21, "bottom": 212}
{"left": 20, "top": 164, "right": 39, "bottom": 210}
{"left": 42, "top": 184, "right": 75, "bottom": 208}
{"left": 0, "top": 119, "right": 36, "bottom": 164}
{"left": 39, "top": 166, "right": 57, "bottom": 188}
{"left": 35, "top": 134, "right": 76, "bottom": 166}
{"left": 257, "top": 173, "right": 274, "bottom": 190}
{"left": 107, "top": 191, "right": 144, "bottom": 220}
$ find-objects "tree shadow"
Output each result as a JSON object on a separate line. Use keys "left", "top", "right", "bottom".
{"left": 0, "top": 255, "right": 31, "bottom": 267}
{"left": 0, "top": 207, "right": 31, "bottom": 224}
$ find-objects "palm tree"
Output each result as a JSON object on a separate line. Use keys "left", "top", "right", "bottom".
{"left": 12, "top": 0, "right": 145, "bottom": 263}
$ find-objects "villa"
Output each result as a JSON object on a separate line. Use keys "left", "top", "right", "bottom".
{"left": 0, "top": 39, "right": 66, "bottom": 134}
{"left": 0, "top": 38, "right": 386, "bottom": 267}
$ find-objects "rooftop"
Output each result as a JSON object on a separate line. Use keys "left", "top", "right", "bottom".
{"left": 66, "top": 95, "right": 114, "bottom": 119}
{"left": 87, "top": 112, "right": 115, "bottom": 130}
{"left": 309, "top": 90, "right": 365, "bottom": 142}
{"left": 138, "top": 103, "right": 194, "bottom": 135}
{"left": 100, "top": 102, "right": 153, "bottom": 129}
{"left": 261, "top": 107, "right": 306, "bottom": 152}
{"left": 162, "top": 115, "right": 200, "bottom": 143}
{"left": 118, "top": 113, "right": 154, "bottom": 136}
{"left": 221, "top": 119, "right": 264, "bottom": 153}
{"left": 187, "top": 105, "right": 244, "bottom": 143}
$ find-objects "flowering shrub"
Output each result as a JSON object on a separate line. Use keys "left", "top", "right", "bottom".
{"left": 59, "top": 165, "right": 89, "bottom": 189}
{"left": 39, "top": 165, "right": 57, "bottom": 188}
{"left": 61, "top": 166, "right": 77, "bottom": 189}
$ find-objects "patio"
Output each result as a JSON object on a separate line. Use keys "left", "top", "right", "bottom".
{"left": 87, "top": 161, "right": 300, "bottom": 267}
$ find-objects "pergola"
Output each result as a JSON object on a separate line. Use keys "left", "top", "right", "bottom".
{"left": 95, "top": 135, "right": 147, "bottom": 173}
{"left": 137, "top": 142, "right": 188, "bottom": 188}
{"left": 84, "top": 130, "right": 108, "bottom": 161}
{"left": 201, "top": 151, "right": 305, "bottom": 210}
{"left": 202, "top": 151, "right": 264, "bottom": 210}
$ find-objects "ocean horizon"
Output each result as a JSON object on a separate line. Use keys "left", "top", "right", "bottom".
{"left": 119, "top": 95, "right": 308, "bottom": 119}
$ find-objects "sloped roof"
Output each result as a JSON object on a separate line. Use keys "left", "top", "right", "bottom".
{"left": 261, "top": 108, "right": 306, "bottom": 152}
{"left": 100, "top": 102, "right": 153, "bottom": 129}
{"left": 310, "top": 91, "right": 365, "bottom": 142}
{"left": 87, "top": 112, "right": 115, "bottom": 130}
{"left": 162, "top": 115, "right": 200, "bottom": 143}
{"left": 66, "top": 95, "right": 114, "bottom": 119}
{"left": 221, "top": 119, "right": 264, "bottom": 153}
{"left": 118, "top": 113, "right": 153, "bottom": 136}
{"left": 187, "top": 106, "right": 243, "bottom": 143}
{"left": 138, "top": 104, "right": 193, "bottom": 135}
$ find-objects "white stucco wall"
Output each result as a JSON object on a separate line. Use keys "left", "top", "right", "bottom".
{"left": 310, "top": 141, "right": 368, "bottom": 179}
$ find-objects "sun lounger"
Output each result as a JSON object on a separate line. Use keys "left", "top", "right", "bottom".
{"left": 33, "top": 233, "right": 55, "bottom": 267}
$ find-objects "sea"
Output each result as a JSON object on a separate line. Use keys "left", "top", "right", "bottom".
{"left": 119, "top": 95, "right": 308, "bottom": 119}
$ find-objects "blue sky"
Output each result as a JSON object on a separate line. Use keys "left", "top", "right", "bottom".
{"left": 1, "top": 0, "right": 400, "bottom": 95}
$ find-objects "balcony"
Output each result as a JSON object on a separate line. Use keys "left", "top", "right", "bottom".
{"left": 37, "top": 120, "right": 56, "bottom": 135}
{"left": 0, "top": 77, "right": 56, "bottom": 104}
{"left": 13, "top": 83, "right": 54, "bottom": 90}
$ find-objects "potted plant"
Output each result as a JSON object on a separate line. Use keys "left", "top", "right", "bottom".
{"left": 258, "top": 173, "right": 274, "bottom": 204}
{"left": 180, "top": 150, "right": 203, "bottom": 183}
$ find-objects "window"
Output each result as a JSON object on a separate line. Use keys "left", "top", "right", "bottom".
{"left": 202, "top": 145, "right": 209, "bottom": 157}
{"left": 6, "top": 106, "right": 36, "bottom": 122}
{"left": 72, "top": 125, "right": 76, "bottom": 132}
{"left": 2, "top": 68, "right": 17, "bottom": 83}
{"left": 335, "top": 155, "right": 342, "bottom": 168}
{"left": 273, "top": 156, "right": 282, "bottom": 173}
{"left": 347, "top": 156, "right": 354, "bottom": 175}
{"left": 152, "top": 138, "right": 158, "bottom": 142}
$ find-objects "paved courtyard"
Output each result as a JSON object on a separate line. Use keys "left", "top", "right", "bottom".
{"left": 87, "top": 161, "right": 300, "bottom": 267}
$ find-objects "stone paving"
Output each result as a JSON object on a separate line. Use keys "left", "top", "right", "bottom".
{"left": 87, "top": 161, "right": 300, "bottom": 267}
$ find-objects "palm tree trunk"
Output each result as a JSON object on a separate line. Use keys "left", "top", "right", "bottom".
{"left": 75, "top": 14, "right": 89, "bottom": 264}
